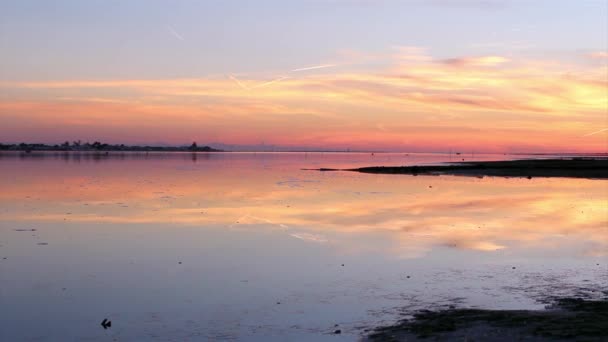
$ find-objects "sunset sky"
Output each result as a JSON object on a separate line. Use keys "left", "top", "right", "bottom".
{"left": 1, "top": 0, "right": 607, "bottom": 152}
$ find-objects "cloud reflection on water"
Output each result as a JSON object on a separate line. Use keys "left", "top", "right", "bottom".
{"left": 1, "top": 153, "right": 605, "bottom": 260}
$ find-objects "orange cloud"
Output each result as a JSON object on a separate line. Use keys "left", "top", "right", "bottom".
{"left": 1, "top": 48, "right": 606, "bottom": 152}
{"left": 441, "top": 56, "right": 509, "bottom": 67}
{"left": 588, "top": 51, "right": 608, "bottom": 59}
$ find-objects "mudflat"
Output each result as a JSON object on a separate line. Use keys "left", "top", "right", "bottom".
{"left": 366, "top": 298, "right": 608, "bottom": 341}
{"left": 311, "top": 159, "right": 608, "bottom": 179}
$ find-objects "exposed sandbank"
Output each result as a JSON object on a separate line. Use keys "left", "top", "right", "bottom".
{"left": 307, "top": 158, "right": 608, "bottom": 179}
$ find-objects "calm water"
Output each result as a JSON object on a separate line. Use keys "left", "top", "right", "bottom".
{"left": 1, "top": 152, "right": 606, "bottom": 341}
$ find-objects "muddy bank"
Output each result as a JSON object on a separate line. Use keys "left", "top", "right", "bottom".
{"left": 365, "top": 298, "right": 608, "bottom": 341}
{"left": 308, "top": 159, "right": 608, "bottom": 179}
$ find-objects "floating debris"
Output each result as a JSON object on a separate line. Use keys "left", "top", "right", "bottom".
{"left": 101, "top": 318, "right": 112, "bottom": 329}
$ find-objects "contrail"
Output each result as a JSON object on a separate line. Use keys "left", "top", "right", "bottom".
{"left": 227, "top": 74, "right": 249, "bottom": 90}
{"left": 250, "top": 76, "right": 289, "bottom": 89}
{"left": 227, "top": 61, "right": 333, "bottom": 91}
{"left": 291, "top": 64, "right": 336, "bottom": 72}
{"left": 582, "top": 128, "right": 608, "bottom": 137}
{"left": 167, "top": 25, "right": 185, "bottom": 41}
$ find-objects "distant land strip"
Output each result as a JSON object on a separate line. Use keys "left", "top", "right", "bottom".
{"left": 305, "top": 159, "right": 608, "bottom": 179}
{"left": 0, "top": 141, "right": 222, "bottom": 152}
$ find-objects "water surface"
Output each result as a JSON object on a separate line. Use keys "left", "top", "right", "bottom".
{"left": 1, "top": 152, "right": 606, "bottom": 341}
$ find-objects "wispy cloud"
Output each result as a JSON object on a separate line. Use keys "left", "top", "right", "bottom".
{"left": 224, "top": 63, "right": 336, "bottom": 92}
{"left": 249, "top": 76, "right": 290, "bottom": 89}
{"left": 227, "top": 63, "right": 336, "bottom": 91}
{"left": 441, "top": 56, "right": 509, "bottom": 67}
{"left": 582, "top": 128, "right": 608, "bottom": 137}
{"left": 588, "top": 51, "right": 608, "bottom": 59}
{"left": 291, "top": 64, "right": 337, "bottom": 72}
{"left": 166, "top": 25, "right": 185, "bottom": 41}
{"left": 2, "top": 47, "right": 606, "bottom": 152}
{"left": 228, "top": 74, "right": 249, "bottom": 90}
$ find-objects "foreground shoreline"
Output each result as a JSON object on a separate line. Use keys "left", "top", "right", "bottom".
{"left": 365, "top": 298, "right": 608, "bottom": 341}
{"left": 308, "top": 159, "right": 608, "bottom": 179}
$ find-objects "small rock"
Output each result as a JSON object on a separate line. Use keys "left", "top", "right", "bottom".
{"left": 334, "top": 329, "right": 341, "bottom": 334}
{"left": 276, "top": 302, "right": 281, "bottom": 305}
{"left": 178, "top": 262, "right": 182, "bottom": 264}
{"left": 512, "top": 266, "right": 516, "bottom": 269}
{"left": 341, "top": 264, "right": 345, "bottom": 267}
{"left": 406, "top": 275, "right": 411, "bottom": 279}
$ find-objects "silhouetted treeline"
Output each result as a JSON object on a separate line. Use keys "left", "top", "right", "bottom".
{"left": 0, "top": 141, "right": 221, "bottom": 152}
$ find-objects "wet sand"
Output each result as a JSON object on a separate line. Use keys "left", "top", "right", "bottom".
{"left": 365, "top": 297, "right": 608, "bottom": 341}
{"left": 309, "top": 158, "right": 608, "bottom": 179}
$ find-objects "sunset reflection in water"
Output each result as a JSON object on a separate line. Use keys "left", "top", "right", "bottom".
{"left": 0, "top": 152, "right": 606, "bottom": 341}
{"left": 2, "top": 152, "right": 605, "bottom": 259}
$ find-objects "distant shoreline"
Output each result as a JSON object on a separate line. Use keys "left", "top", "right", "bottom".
{"left": 306, "top": 158, "right": 608, "bottom": 179}
{"left": 2, "top": 143, "right": 607, "bottom": 155}
{"left": 0, "top": 143, "right": 222, "bottom": 153}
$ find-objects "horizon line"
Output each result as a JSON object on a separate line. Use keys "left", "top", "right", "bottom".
{"left": 1, "top": 141, "right": 606, "bottom": 156}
